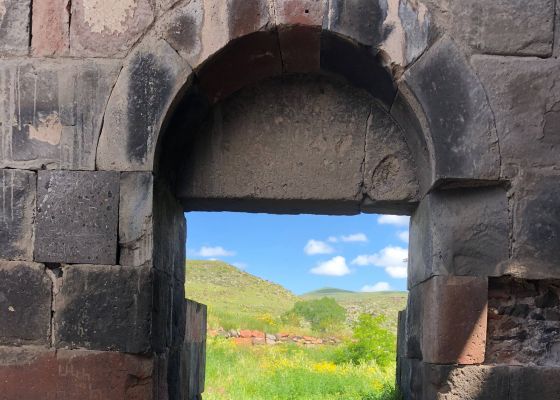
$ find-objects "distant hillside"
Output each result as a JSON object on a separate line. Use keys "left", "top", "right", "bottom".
{"left": 302, "top": 289, "right": 408, "bottom": 332}
{"left": 186, "top": 260, "right": 298, "bottom": 330}
{"left": 185, "top": 260, "right": 407, "bottom": 333}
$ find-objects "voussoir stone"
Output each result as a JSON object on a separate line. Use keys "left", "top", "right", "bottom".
{"left": 34, "top": 170, "right": 119, "bottom": 264}
{"left": 0, "top": 262, "right": 51, "bottom": 346}
{"left": 402, "top": 37, "right": 500, "bottom": 184}
{"left": 0, "top": 0, "right": 31, "bottom": 56}
{"left": 409, "top": 186, "right": 509, "bottom": 287}
{"left": 69, "top": 0, "right": 155, "bottom": 57}
{"left": 96, "top": 37, "right": 191, "bottom": 171}
{"left": 54, "top": 264, "right": 152, "bottom": 353}
{"left": 0, "top": 169, "right": 35, "bottom": 260}
{"left": 0, "top": 59, "right": 120, "bottom": 170}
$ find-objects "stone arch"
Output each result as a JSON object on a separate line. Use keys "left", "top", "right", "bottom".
{"left": 96, "top": 0, "right": 501, "bottom": 193}
{"left": 92, "top": 1, "right": 507, "bottom": 398}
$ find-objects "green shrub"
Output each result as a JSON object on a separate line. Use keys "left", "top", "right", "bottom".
{"left": 282, "top": 297, "right": 346, "bottom": 333}
{"left": 336, "top": 314, "right": 396, "bottom": 367}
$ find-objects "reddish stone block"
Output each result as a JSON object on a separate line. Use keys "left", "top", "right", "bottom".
{"left": 278, "top": 25, "right": 321, "bottom": 73}
{"left": 31, "top": 0, "right": 70, "bottom": 56}
{"left": 0, "top": 347, "right": 155, "bottom": 399}
{"left": 421, "top": 275, "right": 488, "bottom": 364}
{"left": 69, "top": 0, "right": 154, "bottom": 57}
{"left": 233, "top": 337, "right": 253, "bottom": 346}
{"left": 274, "top": 0, "right": 326, "bottom": 26}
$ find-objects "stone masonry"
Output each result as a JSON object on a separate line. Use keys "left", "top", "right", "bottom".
{"left": 0, "top": 0, "right": 559, "bottom": 399}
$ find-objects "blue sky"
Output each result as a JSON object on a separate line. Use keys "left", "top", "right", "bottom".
{"left": 186, "top": 212, "right": 410, "bottom": 294}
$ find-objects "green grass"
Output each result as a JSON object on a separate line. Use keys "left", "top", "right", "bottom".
{"left": 205, "top": 337, "right": 400, "bottom": 400}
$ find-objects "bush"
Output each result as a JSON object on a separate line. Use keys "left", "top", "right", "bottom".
{"left": 336, "top": 314, "right": 396, "bottom": 367}
{"left": 282, "top": 297, "right": 346, "bottom": 332}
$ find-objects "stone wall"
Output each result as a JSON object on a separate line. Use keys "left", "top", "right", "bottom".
{"left": 0, "top": 0, "right": 559, "bottom": 399}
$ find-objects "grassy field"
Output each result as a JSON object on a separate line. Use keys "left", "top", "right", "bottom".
{"left": 185, "top": 260, "right": 406, "bottom": 400}
{"left": 205, "top": 337, "right": 399, "bottom": 400}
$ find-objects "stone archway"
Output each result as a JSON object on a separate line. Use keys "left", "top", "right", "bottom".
{"left": 1, "top": 1, "right": 559, "bottom": 399}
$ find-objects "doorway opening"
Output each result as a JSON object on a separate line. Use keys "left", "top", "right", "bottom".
{"left": 185, "top": 211, "right": 409, "bottom": 399}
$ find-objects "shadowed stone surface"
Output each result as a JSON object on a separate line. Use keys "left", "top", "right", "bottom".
{"left": 403, "top": 37, "right": 499, "bottom": 184}
{"left": 0, "top": 169, "right": 35, "bottom": 260}
{"left": 119, "top": 172, "right": 154, "bottom": 267}
{"left": 472, "top": 56, "right": 560, "bottom": 176}
{"left": 35, "top": 171, "right": 119, "bottom": 264}
{"left": 409, "top": 186, "right": 509, "bottom": 287}
{"left": 0, "top": 262, "right": 51, "bottom": 346}
{"left": 0, "top": 0, "right": 30, "bottom": 56}
{"left": 96, "top": 37, "right": 191, "bottom": 171}
{"left": 0, "top": 347, "right": 156, "bottom": 399}
{"left": 54, "top": 265, "right": 152, "bottom": 353}
{"left": 0, "top": 60, "right": 120, "bottom": 170}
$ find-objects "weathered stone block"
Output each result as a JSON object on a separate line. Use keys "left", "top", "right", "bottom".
{"left": 0, "top": 60, "right": 120, "bottom": 170}
{"left": 31, "top": 0, "right": 70, "bottom": 56}
{"left": 421, "top": 276, "right": 488, "bottom": 364}
{"left": 409, "top": 186, "right": 509, "bottom": 287}
{"left": 274, "top": 0, "right": 326, "bottom": 73}
{"left": 445, "top": 0, "right": 554, "bottom": 57}
{"left": 177, "top": 75, "right": 374, "bottom": 213}
{"left": 159, "top": 0, "right": 274, "bottom": 70}
{"left": 54, "top": 265, "right": 152, "bottom": 353}
{"left": 0, "top": 169, "right": 35, "bottom": 260}
{"left": 508, "top": 171, "right": 560, "bottom": 279}
{"left": 0, "top": 346, "right": 155, "bottom": 399}
{"left": 402, "top": 37, "right": 500, "bottom": 183}
{"left": 363, "top": 108, "right": 419, "bottom": 209}
{"left": 96, "top": 37, "right": 192, "bottom": 171}
{"left": 472, "top": 56, "right": 560, "bottom": 175}
{"left": 69, "top": 0, "right": 154, "bottom": 57}
{"left": 119, "top": 172, "right": 154, "bottom": 267}
{"left": 35, "top": 171, "right": 119, "bottom": 264}
{"left": 0, "top": 0, "right": 31, "bottom": 56}
{"left": 0, "top": 262, "right": 51, "bottom": 345}
{"left": 324, "top": 0, "right": 430, "bottom": 67}
{"left": 509, "top": 366, "right": 560, "bottom": 399}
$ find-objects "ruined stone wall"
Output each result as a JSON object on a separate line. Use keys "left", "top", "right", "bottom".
{"left": 0, "top": 1, "right": 558, "bottom": 399}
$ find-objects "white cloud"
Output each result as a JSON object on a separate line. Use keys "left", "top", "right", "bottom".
{"left": 310, "top": 256, "right": 351, "bottom": 276}
{"left": 352, "top": 246, "right": 408, "bottom": 279}
{"left": 233, "top": 262, "right": 248, "bottom": 270}
{"left": 386, "top": 266, "right": 408, "bottom": 278}
{"left": 377, "top": 215, "right": 410, "bottom": 227}
{"left": 361, "top": 282, "right": 392, "bottom": 292}
{"left": 327, "top": 236, "right": 338, "bottom": 243}
{"left": 340, "top": 233, "right": 368, "bottom": 243}
{"left": 304, "top": 239, "right": 334, "bottom": 255}
{"left": 193, "top": 246, "right": 236, "bottom": 258}
{"left": 398, "top": 230, "right": 409, "bottom": 243}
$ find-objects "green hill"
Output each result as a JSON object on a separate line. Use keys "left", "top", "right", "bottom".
{"left": 186, "top": 259, "right": 298, "bottom": 330}
{"left": 185, "top": 259, "right": 407, "bottom": 333}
